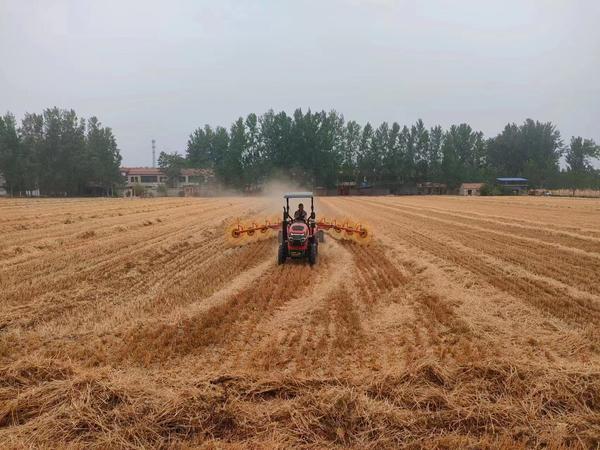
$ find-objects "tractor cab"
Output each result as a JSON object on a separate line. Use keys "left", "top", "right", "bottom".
{"left": 278, "top": 192, "right": 320, "bottom": 265}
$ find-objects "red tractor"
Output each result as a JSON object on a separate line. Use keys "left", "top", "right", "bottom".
{"left": 277, "top": 192, "right": 324, "bottom": 266}
{"left": 227, "top": 192, "right": 370, "bottom": 265}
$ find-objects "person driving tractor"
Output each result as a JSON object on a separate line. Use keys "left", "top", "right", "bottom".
{"left": 293, "top": 203, "right": 307, "bottom": 222}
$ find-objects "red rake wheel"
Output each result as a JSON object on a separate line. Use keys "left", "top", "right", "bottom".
{"left": 226, "top": 222, "right": 247, "bottom": 246}
{"left": 332, "top": 220, "right": 343, "bottom": 233}
{"left": 354, "top": 224, "right": 372, "bottom": 244}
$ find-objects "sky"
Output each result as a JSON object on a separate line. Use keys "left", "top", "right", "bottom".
{"left": 1, "top": 0, "right": 599, "bottom": 167}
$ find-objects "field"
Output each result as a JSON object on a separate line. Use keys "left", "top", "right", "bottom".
{"left": 1, "top": 196, "right": 600, "bottom": 449}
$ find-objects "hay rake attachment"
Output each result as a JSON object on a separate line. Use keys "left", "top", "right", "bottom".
{"left": 226, "top": 192, "right": 371, "bottom": 264}
{"left": 226, "top": 216, "right": 371, "bottom": 246}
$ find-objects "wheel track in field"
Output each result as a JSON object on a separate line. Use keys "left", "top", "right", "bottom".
{"left": 331, "top": 198, "right": 600, "bottom": 327}
{"left": 347, "top": 197, "right": 600, "bottom": 297}
{"left": 368, "top": 197, "right": 600, "bottom": 252}
{"left": 382, "top": 196, "right": 600, "bottom": 236}
{"left": 0, "top": 198, "right": 212, "bottom": 234}
{"left": 0, "top": 197, "right": 266, "bottom": 300}
{"left": 243, "top": 239, "right": 417, "bottom": 376}
{"left": 0, "top": 199, "right": 244, "bottom": 266}
{"left": 118, "top": 250, "right": 316, "bottom": 366}
{"left": 0, "top": 200, "right": 271, "bottom": 334}
{"left": 325, "top": 197, "right": 600, "bottom": 365}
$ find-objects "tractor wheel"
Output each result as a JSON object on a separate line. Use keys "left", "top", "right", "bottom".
{"left": 308, "top": 243, "right": 317, "bottom": 266}
{"left": 277, "top": 244, "right": 287, "bottom": 265}
{"left": 278, "top": 230, "right": 283, "bottom": 244}
{"left": 317, "top": 230, "right": 325, "bottom": 243}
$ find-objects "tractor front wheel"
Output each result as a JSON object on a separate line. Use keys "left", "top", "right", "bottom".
{"left": 277, "top": 244, "right": 287, "bottom": 265}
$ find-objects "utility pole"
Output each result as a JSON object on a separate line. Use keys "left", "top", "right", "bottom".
{"left": 152, "top": 139, "right": 156, "bottom": 168}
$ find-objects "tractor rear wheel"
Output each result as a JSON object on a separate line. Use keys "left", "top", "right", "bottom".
{"left": 308, "top": 243, "right": 317, "bottom": 266}
{"left": 277, "top": 244, "right": 287, "bottom": 265}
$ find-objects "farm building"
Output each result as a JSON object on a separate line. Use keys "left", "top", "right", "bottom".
{"left": 416, "top": 182, "right": 447, "bottom": 195}
{"left": 459, "top": 182, "right": 484, "bottom": 196}
{"left": 337, "top": 181, "right": 356, "bottom": 195}
{"left": 121, "top": 167, "right": 216, "bottom": 197}
{"left": 496, "top": 177, "right": 528, "bottom": 195}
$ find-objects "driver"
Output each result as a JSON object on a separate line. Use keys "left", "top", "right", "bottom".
{"left": 293, "top": 203, "right": 307, "bottom": 222}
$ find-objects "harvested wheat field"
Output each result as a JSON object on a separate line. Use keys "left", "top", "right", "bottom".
{"left": 1, "top": 196, "right": 600, "bottom": 449}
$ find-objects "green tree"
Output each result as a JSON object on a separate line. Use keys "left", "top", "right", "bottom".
{"left": 0, "top": 113, "right": 29, "bottom": 195}
{"left": 488, "top": 119, "right": 562, "bottom": 187}
{"left": 565, "top": 137, "right": 598, "bottom": 172}
{"left": 357, "top": 122, "right": 374, "bottom": 184}
{"left": 186, "top": 125, "right": 214, "bottom": 168}
{"left": 85, "top": 117, "right": 122, "bottom": 195}
{"left": 340, "top": 120, "right": 361, "bottom": 182}
{"left": 428, "top": 125, "right": 444, "bottom": 181}
{"left": 224, "top": 118, "right": 247, "bottom": 188}
{"left": 564, "top": 137, "right": 599, "bottom": 192}
{"left": 441, "top": 124, "right": 483, "bottom": 188}
{"left": 412, "top": 119, "right": 430, "bottom": 181}
{"left": 158, "top": 151, "right": 186, "bottom": 187}
{"left": 241, "top": 113, "right": 264, "bottom": 189}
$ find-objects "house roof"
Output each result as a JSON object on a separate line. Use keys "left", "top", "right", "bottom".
{"left": 461, "top": 183, "right": 484, "bottom": 189}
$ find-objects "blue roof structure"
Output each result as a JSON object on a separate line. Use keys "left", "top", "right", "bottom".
{"left": 496, "top": 177, "right": 528, "bottom": 183}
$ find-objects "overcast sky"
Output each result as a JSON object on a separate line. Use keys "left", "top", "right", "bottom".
{"left": 1, "top": 0, "right": 599, "bottom": 167}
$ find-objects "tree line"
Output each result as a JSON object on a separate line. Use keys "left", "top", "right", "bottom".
{"left": 0, "top": 108, "right": 122, "bottom": 196}
{"left": 1, "top": 107, "right": 599, "bottom": 196}
{"left": 175, "top": 109, "right": 599, "bottom": 191}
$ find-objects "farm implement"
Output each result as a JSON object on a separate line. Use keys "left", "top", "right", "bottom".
{"left": 226, "top": 192, "right": 371, "bottom": 265}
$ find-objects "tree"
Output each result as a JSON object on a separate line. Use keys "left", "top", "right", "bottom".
{"left": 428, "top": 125, "right": 444, "bottom": 181}
{"left": 565, "top": 137, "right": 598, "bottom": 172}
{"left": 212, "top": 126, "right": 230, "bottom": 174}
{"left": 357, "top": 123, "right": 374, "bottom": 184}
{"left": 85, "top": 117, "right": 122, "bottom": 195}
{"left": 241, "top": 113, "right": 264, "bottom": 189}
{"left": 340, "top": 120, "right": 361, "bottom": 182}
{"left": 158, "top": 151, "right": 186, "bottom": 187}
{"left": 564, "top": 137, "right": 599, "bottom": 192}
{"left": 441, "top": 124, "right": 484, "bottom": 188}
{"left": 412, "top": 119, "right": 430, "bottom": 181}
{"left": 0, "top": 113, "right": 28, "bottom": 195}
{"left": 186, "top": 125, "right": 214, "bottom": 168}
{"left": 224, "top": 118, "right": 247, "bottom": 188}
{"left": 487, "top": 119, "right": 562, "bottom": 187}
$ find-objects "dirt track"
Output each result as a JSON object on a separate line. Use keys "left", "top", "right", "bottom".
{"left": 1, "top": 196, "right": 599, "bottom": 448}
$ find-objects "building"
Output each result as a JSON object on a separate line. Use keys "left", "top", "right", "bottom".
{"left": 459, "top": 182, "right": 484, "bottom": 196}
{"left": 496, "top": 177, "right": 528, "bottom": 195}
{"left": 416, "top": 182, "right": 447, "bottom": 195}
{"left": 337, "top": 181, "right": 356, "bottom": 195}
{"left": 121, "top": 167, "right": 216, "bottom": 197}
{"left": 180, "top": 168, "right": 217, "bottom": 196}
{"left": 121, "top": 167, "right": 167, "bottom": 196}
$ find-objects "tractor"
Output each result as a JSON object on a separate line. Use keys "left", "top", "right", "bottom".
{"left": 277, "top": 192, "right": 324, "bottom": 266}
{"left": 226, "top": 192, "right": 371, "bottom": 265}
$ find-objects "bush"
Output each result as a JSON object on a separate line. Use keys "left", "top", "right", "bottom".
{"left": 132, "top": 183, "right": 146, "bottom": 197}
{"left": 157, "top": 184, "right": 168, "bottom": 196}
{"left": 479, "top": 183, "right": 502, "bottom": 196}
